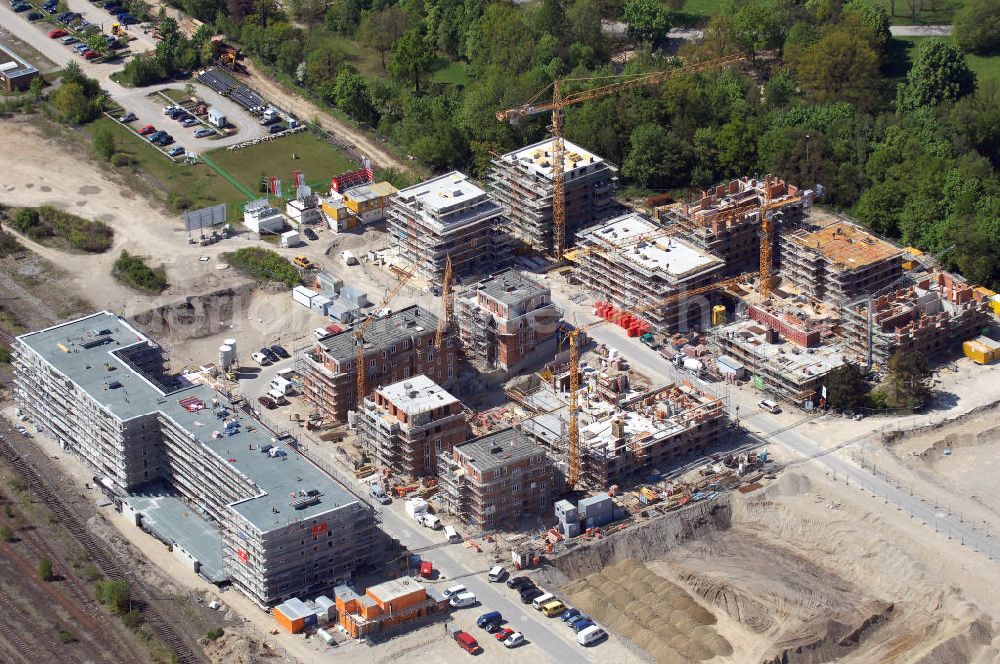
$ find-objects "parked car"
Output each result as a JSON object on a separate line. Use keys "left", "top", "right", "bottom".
{"left": 477, "top": 611, "right": 502, "bottom": 630}
{"left": 180, "top": 117, "right": 198, "bottom": 127}
{"left": 494, "top": 627, "right": 514, "bottom": 641}
{"left": 503, "top": 632, "right": 525, "bottom": 648}
{"left": 567, "top": 614, "right": 591, "bottom": 628}
{"left": 192, "top": 127, "right": 214, "bottom": 138}
{"left": 48, "top": 28, "right": 68, "bottom": 38}
{"left": 268, "top": 344, "right": 288, "bottom": 359}
{"left": 27, "top": 10, "right": 42, "bottom": 19}
{"left": 542, "top": 600, "right": 567, "bottom": 617}
{"left": 259, "top": 347, "right": 278, "bottom": 363}
{"left": 73, "top": 43, "right": 89, "bottom": 54}
{"left": 118, "top": 111, "right": 136, "bottom": 123}
{"left": 174, "top": 113, "right": 192, "bottom": 122}
{"left": 577, "top": 624, "right": 607, "bottom": 646}
{"left": 167, "top": 146, "right": 185, "bottom": 157}
{"left": 520, "top": 587, "right": 544, "bottom": 604}
{"left": 449, "top": 592, "right": 477, "bottom": 608}
{"left": 251, "top": 351, "right": 271, "bottom": 366}
{"left": 15, "top": 426, "right": 28, "bottom": 436}
{"left": 156, "top": 134, "right": 174, "bottom": 146}
{"left": 267, "top": 124, "right": 286, "bottom": 134}
{"left": 507, "top": 575, "right": 532, "bottom": 590}
{"left": 488, "top": 565, "right": 508, "bottom": 583}
{"left": 62, "top": 36, "right": 79, "bottom": 45}
{"left": 138, "top": 124, "right": 155, "bottom": 135}
{"left": 560, "top": 607, "right": 581, "bottom": 622}
{"left": 147, "top": 130, "right": 166, "bottom": 142}
{"left": 452, "top": 630, "right": 480, "bottom": 655}
{"left": 82, "top": 50, "right": 99, "bottom": 60}
{"left": 257, "top": 395, "right": 277, "bottom": 409}
{"left": 304, "top": 227, "right": 318, "bottom": 241}
{"left": 12, "top": 3, "right": 30, "bottom": 12}
{"left": 442, "top": 584, "right": 466, "bottom": 600}
{"left": 572, "top": 619, "right": 595, "bottom": 633}
{"left": 368, "top": 484, "right": 391, "bottom": 505}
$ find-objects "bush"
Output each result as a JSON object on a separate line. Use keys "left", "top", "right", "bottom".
{"left": 11, "top": 208, "right": 40, "bottom": 234}
{"left": 224, "top": 247, "right": 300, "bottom": 287}
{"left": 38, "top": 558, "right": 54, "bottom": 582}
{"left": 95, "top": 580, "right": 130, "bottom": 614}
{"left": 110, "top": 153, "right": 132, "bottom": 167}
{"left": 8, "top": 206, "right": 113, "bottom": 252}
{"left": 94, "top": 127, "right": 117, "bottom": 161}
{"left": 0, "top": 230, "right": 23, "bottom": 257}
{"left": 121, "top": 608, "right": 142, "bottom": 631}
{"left": 113, "top": 250, "right": 167, "bottom": 293}
{"left": 58, "top": 630, "right": 76, "bottom": 644}
{"left": 0, "top": 526, "right": 13, "bottom": 542}
{"left": 206, "top": 627, "right": 225, "bottom": 641}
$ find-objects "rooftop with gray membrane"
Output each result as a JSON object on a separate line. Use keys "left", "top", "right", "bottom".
{"left": 18, "top": 312, "right": 361, "bottom": 534}
{"left": 318, "top": 304, "right": 439, "bottom": 363}
{"left": 471, "top": 269, "right": 548, "bottom": 306}
{"left": 456, "top": 427, "right": 541, "bottom": 472}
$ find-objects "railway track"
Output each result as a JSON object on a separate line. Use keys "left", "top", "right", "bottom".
{"left": 0, "top": 572, "right": 42, "bottom": 662}
{"left": 0, "top": 433, "right": 205, "bottom": 664}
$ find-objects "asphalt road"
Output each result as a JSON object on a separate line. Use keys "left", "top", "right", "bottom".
{"left": 0, "top": 3, "right": 265, "bottom": 149}
{"left": 378, "top": 503, "right": 600, "bottom": 663}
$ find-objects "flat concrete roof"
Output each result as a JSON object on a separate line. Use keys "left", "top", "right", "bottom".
{"left": 377, "top": 374, "right": 458, "bottom": 416}
{"left": 715, "top": 318, "right": 847, "bottom": 377}
{"left": 794, "top": 221, "right": 902, "bottom": 269}
{"left": 396, "top": 172, "right": 487, "bottom": 216}
{"left": 318, "top": 304, "right": 439, "bottom": 364}
{"left": 344, "top": 181, "right": 397, "bottom": 203}
{"left": 456, "top": 428, "right": 543, "bottom": 472}
{"left": 469, "top": 269, "right": 549, "bottom": 307}
{"left": 18, "top": 312, "right": 362, "bottom": 533}
{"left": 368, "top": 576, "right": 423, "bottom": 603}
{"left": 579, "top": 213, "right": 724, "bottom": 281}
{"left": 0, "top": 45, "right": 39, "bottom": 80}
{"left": 500, "top": 138, "right": 607, "bottom": 180}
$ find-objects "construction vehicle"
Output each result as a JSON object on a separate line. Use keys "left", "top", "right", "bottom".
{"left": 638, "top": 486, "right": 659, "bottom": 504}
{"left": 434, "top": 253, "right": 452, "bottom": 350}
{"left": 758, "top": 176, "right": 804, "bottom": 299}
{"left": 354, "top": 266, "right": 415, "bottom": 406}
{"left": 293, "top": 255, "right": 317, "bottom": 270}
{"left": 562, "top": 273, "right": 753, "bottom": 490}
{"left": 497, "top": 54, "right": 744, "bottom": 259}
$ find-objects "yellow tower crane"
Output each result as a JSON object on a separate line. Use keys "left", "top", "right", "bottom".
{"left": 355, "top": 266, "right": 415, "bottom": 407}
{"left": 434, "top": 254, "right": 453, "bottom": 350}
{"left": 497, "top": 54, "right": 745, "bottom": 260}
{"left": 758, "top": 176, "right": 804, "bottom": 300}
{"left": 562, "top": 273, "right": 753, "bottom": 491}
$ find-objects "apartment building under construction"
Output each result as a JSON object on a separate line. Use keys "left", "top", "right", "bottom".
{"left": 574, "top": 212, "right": 726, "bottom": 332}
{"left": 14, "top": 313, "right": 379, "bottom": 608}
{"left": 656, "top": 177, "right": 812, "bottom": 276}
{"left": 437, "top": 427, "right": 554, "bottom": 530}
{"left": 456, "top": 269, "right": 562, "bottom": 374}
{"left": 299, "top": 305, "right": 457, "bottom": 423}
{"left": 842, "top": 273, "right": 991, "bottom": 367}
{"left": 782, "top": 219, "right": 903, "bottom": 303}
{"left": 488, "top": 138, "right": 617, "bottom": 254}
{"left": 356, "top": 375, "right": 468, "bottom": 479}
{"left": 387, "top": 171, "right": 512, "bottom": 285}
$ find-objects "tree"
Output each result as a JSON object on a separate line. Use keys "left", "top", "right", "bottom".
{"left": 842, "top": 0, "right": 891, "bottom": 46}
{"left": 896, "top": 38, "right": 977, "bottom": 113}
{"left": 333, "top": 69, "right": 377, "bottom": 124}
{"left": 52, "top": 82, "right": 89, "bottom": 124}
{"left": 359, "top": 6, "right": 408, "bottom": 69}
{"left": 38, "top": 558, "right": 54, "bottom": 582}
{"left": 96, "top": 580, "right": 131, "bottom": 614}
{"left": 622, "top": 123, "right": 693, "bottom": 189}
{"left": 389, "top": 30, "right": 435, "bottom": 93}
{"left": 28, "top": 77, "right": 43, "bottom": 101}
{"left": 566, "top": 0, "right": 605, "bottom": 59}
{"left": 287, "top": 0, "right": 326, "bottom": 32}
{"left": 93, "top": 127, "right": 117, "bottom": 161}
{"left": 954, "top": 0, "right": 1000, "bottom": 55}
{"left": 623, "top": 0, "right": 671, "bottom": 47}
{"left": 792, "top": 28, "right": 880, "bottom": 106}
{"left": 823, "top": 362, "right": 868, "bottom": 410}
{"left": 121, "top": 54, "right": 163, "bottom": 87}
{"left": 730, "top": 0, "right": 787, "bottom": 65}
{"left": 885, "top": 350, "right": 932, "bottom": 410}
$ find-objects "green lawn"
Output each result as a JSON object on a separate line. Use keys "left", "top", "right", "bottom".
{"left": 305, "top": 31, "right": 388, "bottom": 80}
{"left": 884, "top": 0, "right": 970, "bottom": 26}
{"left": 681, "top": 0, "right": 728, "bottom": 19}
{"left": 431, "top": 59, "right": 469, "bottom": 86}
{"left": 206, "top": 130, "right": 358, "bottom": 200}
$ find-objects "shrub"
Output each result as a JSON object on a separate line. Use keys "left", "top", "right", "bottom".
{"left": 0, "top": 526, "right": 13, "bottom": 542}
{"left": 0, "top": 230, "right": 23, "bottom": 257}
{"left": 58, "top": 630, "right": 77, "bottom": 644}
{"left": 111, "top": 153, "right": 132, "bottom": 167}
{"left": 38, "top": 558, "right": 54, "bottom": 582}
{"left": 121, "top": 608, "right": 142, "bottom": 631}
{"left": 112, "top": 250, "right": 167, "bottom": 293}
{"left": 95, "top": 580, "right": 130, "bottom": 614}
{"left": 11, "top": 208, "right": 40, "bottom": 234}
{"left": 224, "top": 247, "right": 300, "bottom": 287}
{"left": 8, "top": 207, "right": 112, "bottom": 252}
{"left": 206, "top": 627, "right": 224, "bottom": 641}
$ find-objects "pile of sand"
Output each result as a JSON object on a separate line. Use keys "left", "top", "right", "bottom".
{"left": 565, "top": 558, "right": 730, "bottom": 663}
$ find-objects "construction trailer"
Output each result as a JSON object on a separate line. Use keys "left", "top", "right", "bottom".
{"left": 488, "top": 138, "right": 617, "bottom": 255}
{"left": 456, "top": 269, "right": 563, "bottom": 375}
{"left": 436, "top": 427, "right": 555, "bottom": 530}
{"left": 15, "top": 312, "right": 379, "bottom": 608}
{"left": 298, "top": 305, "right": 458, "bottom": 423}
{"left": 781, "top": 219, "right": 904, "bottom": 303}
{"left": 334, "top": 578, "right": 449, "bottom": 639}
{"left": 387, "top": 172, "right": 512, "bottom": 286}
{"left": 842, "top": 273, "right": 992, "bottom": 368}
{"left": 656, "top": 177, "right": 811, "bottom": 276}
{"left": 356, "top": 374, "right": 469, "bottom": 480}
{"left": 574, "top": 212, "right": 726, "bottom": 333}
{"left": 286, "top": 193, "right": 323, "bottom": 226}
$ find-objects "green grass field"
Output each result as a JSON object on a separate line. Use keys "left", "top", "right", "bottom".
{"left": 894, "top": 36, "right": 1000, "bottom": 86}
{"left": 884, "top": 0, "right": 970, "bottom": 26}
{"left": 430, "top": 60, "right": 469, "bottom": 86}
{"left": 306, "top": 32, "right": 387, "bottom": 79}
{"left": 681, "top": 0, "right": 728, "bottom": 19}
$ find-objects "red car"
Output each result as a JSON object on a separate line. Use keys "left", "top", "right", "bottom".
{"left": 83, "top": 50, "right": 99, "bottom": 60}
{"left": 419, "top": 560, "right": 433, "bottom": 578}
{"left": 138, "top": 124, "right": 155, "bottom": 135}
{"left": 48, "top": 28, "right": 68, "bottom": 38}
{"left": 495, "top": 627, "right": 515, "bottom": 641}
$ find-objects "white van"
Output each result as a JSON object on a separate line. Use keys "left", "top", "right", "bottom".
{"left": 449, "top": 591, "right": 477, "bottom": 608}
{"left": 757, "top": 399, "right": 781, "bottom": 414}
{"left": 576, "top": 624, "right": 607, "bottom": 646}
{"left": 442, "top": 584, "right": 466, "bottom": 599}
{"left": 314, "top": 327, "right": 332, "bottom": 340}
{"left": 532, "top": 592, "right": 555, "bottom": 610}
{"left": 269, "top": 376, "right": 293, "bottom": 396}
{"left": 488, "top": 565, "right": 507, "bottom": 583}
{"left": 444, "top": 525, "right": 461, "bottom": 543}
{"left": 420, "top": 513, "right": 442, "bottom": 529}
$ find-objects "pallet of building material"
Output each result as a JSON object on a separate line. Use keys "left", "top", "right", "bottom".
{"left": 354, "top": 464, "right": 376, "bottom": 479}
{"left": 737, "top": 482, "right": 763, "bottom": 493}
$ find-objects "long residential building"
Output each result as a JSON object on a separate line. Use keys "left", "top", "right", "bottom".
{"left": 14, "top": 312, "right": 379, "bottom": 607}
{"left": 488, "top": 138, "right": 617, "bottom": 254}
{"left": 356, "top": 375, "right": 468, "bottom": 479}
{"left": 387, "top": 172, "right": 512, "bottom": 285}
{"left": 299, "top": 305, "right": 458, "bottom": 423}
{"left": 456, "top": 269, "right": 562, "bottom": 374}
{"left": 437, "top": 428, "right": 554, "bottom": 531}
{"left": 574, "top": 212, "right": 726, "bottom": 332}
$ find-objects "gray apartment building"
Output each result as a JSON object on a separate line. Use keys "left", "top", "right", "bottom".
{"left": 14, "top": 312, "right": 379, "bottom": 607}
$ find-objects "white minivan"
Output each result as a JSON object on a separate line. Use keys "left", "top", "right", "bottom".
{"left": 577, "top": 624, "right": 607, "bottom": 646}
{"left": 442, "top": 584, "right": 466, "bottom": 599}
{"left": 449, "top": 591, "right": 477, "bottom": 608}
{"left": 757, "top": 399, "right": 781, "bottom": 414}
{"left": 444, "top": 525, "right": 461, "bottom": 543}
{"left": 532, "top": 592, "right": 555, "bottom": 610}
